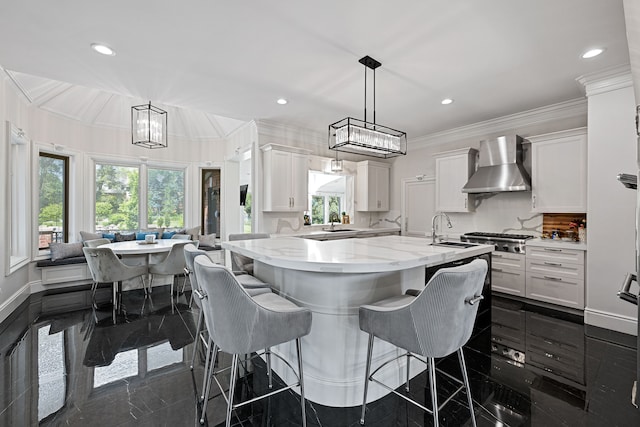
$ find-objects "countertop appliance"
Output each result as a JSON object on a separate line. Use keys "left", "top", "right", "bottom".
{"left": 461, "top": 232, "right": 534, "bottom": 254}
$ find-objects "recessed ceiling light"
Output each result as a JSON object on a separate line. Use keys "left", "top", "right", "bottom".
{"left": 441, "top": 98, "right": 454, "bottom": 105}
{"left": 90, "top": 43, "right": 115, "bottom": 56}
{"left": 277, "top": 98, "right": 288, "bottom": 105}
{"left": 581, "top": 48, "right": 604, "bottom": 59}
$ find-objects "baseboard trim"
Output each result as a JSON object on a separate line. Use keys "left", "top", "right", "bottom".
{"left": 0, "top": 283, "right": 31, "bottom": 325}
{"left": 584, "top": 307, "right": 638, "bottom": 336}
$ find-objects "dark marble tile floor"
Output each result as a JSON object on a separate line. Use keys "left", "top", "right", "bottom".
{"left": 0, "top": 286, "right": 638, "bottom": 426}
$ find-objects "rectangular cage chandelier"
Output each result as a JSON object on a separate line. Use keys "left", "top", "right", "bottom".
{"left": 131, "top": 102, "right": 168, "bottom": 149}
{"left": 329, "top": 56, "right": 406, "bottom": 159}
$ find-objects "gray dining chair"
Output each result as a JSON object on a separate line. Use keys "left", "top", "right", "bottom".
{"left": 184, "top": 244, "right": 271, "bottom": 371}
{"left": 358, "top": 259, "right": 488, "bottom": 427}
{"left": 193, "top": 255, "right": 311, "bottom": 427}
{"left": 82, "top": 247, "right": 148, "bottom": 312}
{"left": 83, "top": 238, "right": 111, "bottom": 248}
{"left": 227, "top": 233, "right": 270, "bottom": 275}
{"left": 148, "top": 241, "right": 190, "bottom": 296}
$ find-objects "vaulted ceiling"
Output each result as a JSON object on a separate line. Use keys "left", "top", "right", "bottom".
{"left": 0, "top": 1, "right": 632, "bottom": 141}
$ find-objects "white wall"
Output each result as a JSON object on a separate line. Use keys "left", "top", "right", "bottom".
{"left": 583, "top": 76, "right": 638, "bottom": 334}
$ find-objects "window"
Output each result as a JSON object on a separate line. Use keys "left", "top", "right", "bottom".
{"left": 148, "top": 168, "right": 185, "bottom": 229}
{"left": 308, "top": 171, "right": 346, "bottom": 224}
{"left": 95, "top": 162, "right": 185, "bottom": 232}
{"left": 201, "top": 169, "right": 221, "bottom": 235}
{"left": 38, "top": 153, "right": 69, "bottom": 249}
{"left": 7, "top": 123, "right": 29, "bottom": 272}
{"left": 95, "top": 164, "right": 140, "bottom": 231}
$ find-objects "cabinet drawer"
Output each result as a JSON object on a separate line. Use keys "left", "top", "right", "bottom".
{"left": 491, "top": 252, "right": 525, "bottom": 269}
{"left": 526, "top": 246, "right": 584, "bottom": 265}
{"left": 526, "top": 312, "right": 584, "bottom": 349}
{"left": 526, "top": 259, "right": 584, "bottom": 281}
{"left": 525, "top": 275, "right": 584, "bottom": 309}
{"left": 492, "top": 268, "right": 526, "bottom": 296}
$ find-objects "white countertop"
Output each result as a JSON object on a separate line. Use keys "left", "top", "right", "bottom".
{"left": 276, "top": 226, "right": 401, "bottom": 240}
{"left": 222, "top": 235, "right": 493, "bottom": 273}
{"left": 526, "top": 238, "right": 587, "bottom": 251}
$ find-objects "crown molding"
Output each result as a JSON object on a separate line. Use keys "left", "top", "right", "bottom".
{"left": 576, "top": 64, "right": 633, "bottom": 97}
{"left": 408, "top": 98, "right": 587, "bottom": 150}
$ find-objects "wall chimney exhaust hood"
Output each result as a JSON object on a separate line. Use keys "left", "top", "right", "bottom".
{"left": 462, "top": 135, "right": 531, "bottom": 193}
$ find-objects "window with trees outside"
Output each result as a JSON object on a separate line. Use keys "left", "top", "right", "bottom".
{"left": 308, "top": 171, "right": 345, "bottom": 225}
{"left": 95, "top": 163, "right": 185, "bottom": 232}
{"left": 38, "top": 153, "right": 68, "bottom": 249}
{"left": 147, "top": 168, "right": 185, "bottom": 229}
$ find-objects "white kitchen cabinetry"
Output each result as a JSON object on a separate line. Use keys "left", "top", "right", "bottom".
{"left": 434, "top": 148, "right": 477, "bottom": 212}
{"left": 529, "top": 128, "right": 587, "bottom": 213}
{"left": 262, "top": 144, "right": 310, "bottom": 212}
{"left": 356, "top": 161, "right": 390, "bottom": 211}
{"left": 491, "top": 252, "right": 526, "bottom": 297}
{"left": 525, "top": 244, "right": 585, "bottom": 310}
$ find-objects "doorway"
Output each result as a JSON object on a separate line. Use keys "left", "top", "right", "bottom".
{"left": 201, "top": 169, "right": 221, "bottom": 236}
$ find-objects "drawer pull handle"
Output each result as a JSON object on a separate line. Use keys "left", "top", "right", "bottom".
{"left": 493, "top": 268, "right": 503, "bottom": 272}
{"left": 544, "top": 352, "right": 555, "bottom": 359}
{"left": 544, "top": 276, "right": 562, "bottom": 281}
{"left": 543, "top": 248, "right": 562, "bottom": 252}
{"left": 544, "top": 261, "right": 562, "bottom": 266}
{"left": 492, "top": 253, "right": 502, "bottom": 258}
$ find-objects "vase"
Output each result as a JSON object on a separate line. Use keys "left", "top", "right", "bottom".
{"left": 578, "top": 228, "right": 586, "bottom": 243}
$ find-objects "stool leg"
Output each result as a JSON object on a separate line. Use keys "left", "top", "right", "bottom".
{"left": 360, "top": 334, "right": 374, "bottom": 425}
{"left": 458, "top": 348, "right": 477, "bottom": 427}
{"left": 406, "top": 353, "right": 411, "bottom": 392}
{"left": 200, "top": 342, "right": 218, "bottom": 424}
{"left": 190, "top": 311, "right": 203, "bottom": 370}
{"left": 225, "top": 354, "right": 240, "bottom": 427}
{"left": 266, "top": 347, "right": 273, "bottom": 389}
{"left": 296, "top": 338, "right": 307, "bottom": 427}
{"left": 200, "top": 337, "right": 213, "bottom": 402}
{"left": 429, "top": 357, "right": 439, "bottom": 427}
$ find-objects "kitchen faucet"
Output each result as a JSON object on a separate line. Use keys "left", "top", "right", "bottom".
{"left": 328, "top": 212, "right": 340, "bottom": 230}
{"left": 431, "top": 212, "right": 453, "bottom": 244}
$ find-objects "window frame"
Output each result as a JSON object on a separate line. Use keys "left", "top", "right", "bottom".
{"left": 6, "top": 122, "right": 31, "bottom": 275}
{"left": 37, "top": 152, "right": 69, "bottom": 249}
{"left": 89, "top": 155, "right": 188, "bottom": 233}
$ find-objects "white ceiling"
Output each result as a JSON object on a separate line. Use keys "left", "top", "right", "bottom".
{"left": 0, "top": 1, "right": 632, "bottom": 141}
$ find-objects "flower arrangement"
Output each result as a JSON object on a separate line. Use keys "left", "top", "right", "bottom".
{"left": 569, "top": 218, "right": 586, "bottom": 229}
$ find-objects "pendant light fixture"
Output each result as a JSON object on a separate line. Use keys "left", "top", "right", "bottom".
{"left": 131, "top": 102, "right": 168, "bottom": 149}
{"left": 329, "top": 56, "right": 406, "bottom": 158}
{"left": 331, "top": 149, "right": 343, "bottom": 172}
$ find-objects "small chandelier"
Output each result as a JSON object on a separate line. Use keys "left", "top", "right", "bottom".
{"left": 131, "top": 102, "right": 168, "bottom": 149}
{"left": 330, "top": 149, "right": 343, "bottom": 172}
{"left": 329, "top": 56, "right": 406, "bottom": 158}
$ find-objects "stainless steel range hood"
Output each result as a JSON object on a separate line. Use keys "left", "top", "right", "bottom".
{"left": 462, "top": 135, "right": 531, "bottom": 193}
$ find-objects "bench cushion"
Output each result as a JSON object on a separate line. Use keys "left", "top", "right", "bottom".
{"left": 50, "top": 242, "right": 84, "bottom": 261}
{"left": 37, "top": 256, "right": 87, "bottom": 267}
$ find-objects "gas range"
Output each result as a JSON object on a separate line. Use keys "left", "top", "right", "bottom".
{"left": 461, "top": 232, "right": 534, "bottom": 254}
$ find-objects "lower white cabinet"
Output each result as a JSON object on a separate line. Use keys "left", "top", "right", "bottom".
{"left": 491, "top": 252, "right": 526, "bottom": 296}
{"left": 525, "top": 245, "right": 585, "bottom": 310}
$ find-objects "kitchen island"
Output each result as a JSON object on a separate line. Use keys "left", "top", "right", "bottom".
{"left": 221, "top": 235, "right": 492, "bottom": 407}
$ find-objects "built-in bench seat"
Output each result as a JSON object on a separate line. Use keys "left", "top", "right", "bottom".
{"left": 36, "top": 256, "right": 87, "bottom": 268}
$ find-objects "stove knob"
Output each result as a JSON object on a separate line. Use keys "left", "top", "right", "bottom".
{"left": 494, "top": 244, "right": 499, "bottom": 250}
{"left": 514, "top": 247, "right": 520, "bottom": 252}
{"left": 502, "top": 245, "right": 509, "bottom": 251}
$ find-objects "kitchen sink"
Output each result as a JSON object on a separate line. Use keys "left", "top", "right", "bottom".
{"left": 322, "top": 228, "right": 357, "bottom": 232}
{"left": 430, "top": 241, "right": 478, "bottom": 248}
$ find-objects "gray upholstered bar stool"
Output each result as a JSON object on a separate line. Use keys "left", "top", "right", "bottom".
{"left": 227, "top": 232, "right": 270, "bottom": 275}
{"left": 194, "top": 255, "right": 312, "bottom": 427}
{"left": 183, "top": 243, "right": 271, "bottom": 370}
{"left": 358, "top": 259, "right": 488, "bottom": 427}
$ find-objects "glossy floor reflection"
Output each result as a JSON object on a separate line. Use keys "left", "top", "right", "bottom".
{"left": 0, "top": 286, "right": 638, "bottom": 426}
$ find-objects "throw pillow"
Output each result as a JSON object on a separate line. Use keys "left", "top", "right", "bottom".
{"left": 185, "top": 226, "right": 201, "bottom": 240}
{"left": 50, "top": 242, "right": 84, "bottom": 261}
{"left": 114, "top": 232, "right": 135, "bottom": 242}
{"left": 135, "top": 231, "right": 160, "bottom": 240}
{"left": 198, "top": 233, "right": 217, "bottom": 247}
{"left": 162, "top": 230, "right": 177, "bottom": 239}
{"left": 102, "top": 233, "right": 116, "bottom": 242}
{"left": 79, "top": 231, "right": 102, "bottom": 242}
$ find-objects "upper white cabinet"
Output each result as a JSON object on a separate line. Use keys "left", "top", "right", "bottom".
{"left": 434, "top": 148, "right": 477, "bottom": 212}
{"left": 262, "top": 144, "right": 310, "bottom": 212}
{"left": 529, "top": 128, "right": 587, "bottom": 213}
{"left": 356, "top": 161, "right": 390, "bottom": 211}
